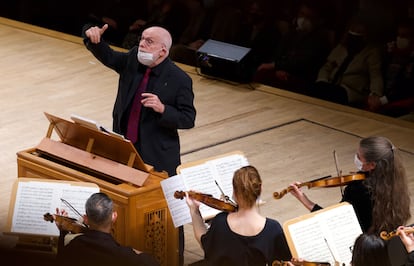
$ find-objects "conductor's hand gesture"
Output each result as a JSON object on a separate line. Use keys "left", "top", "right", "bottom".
{"left": 85, "top": 24, "right": 108, "bottom": 44}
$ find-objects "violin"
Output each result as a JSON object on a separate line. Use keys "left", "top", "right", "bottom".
{"left": 272, "top": 260, "right": 330, "bottom": 266}
{"left": 174, "top": 191, "right": 238, "bottom": 212}
{"left": 380, "top": 227, "right": 414, "bottom": 240}
{"left": 43, "top": 212, "right": 88, "bottom": 234}
{"left": 273, "top": 173, "right": 365, "bottom": 199}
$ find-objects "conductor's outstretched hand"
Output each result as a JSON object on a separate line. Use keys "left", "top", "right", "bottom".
{"left": 85, "top": 24, "right": 108, "bottom": 44}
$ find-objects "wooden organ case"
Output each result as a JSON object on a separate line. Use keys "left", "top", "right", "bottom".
{"left": 16, "top": 112, "right": 178, "bottom": 266}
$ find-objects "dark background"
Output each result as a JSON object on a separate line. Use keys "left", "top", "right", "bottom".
{"left": 0, "top": 0, "right": 412, "bottom": 44}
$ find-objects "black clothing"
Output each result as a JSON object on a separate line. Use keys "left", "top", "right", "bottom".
{"left": 312, "top": 180, "right": 372, "bottom": 232}
{"left": 58, "top": 230, "right": 159, "bottom": 266}
{"left": 200, "top": 212, "right": 292, "bottom": 265}
{"left": 83, "top": 27, "right": 196, "bottom": 176}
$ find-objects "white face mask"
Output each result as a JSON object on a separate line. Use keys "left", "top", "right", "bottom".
{"left": 296, "top": 17, "right": 313, "bottom": 32}
{"left": 354, "top": 154, "right": 364, "bottom": 171}
{"left": 396, "top": 36, "right": 410, "bottom": 50}
{"left": 137, "top": 50, "right": 158, "bottom": 66}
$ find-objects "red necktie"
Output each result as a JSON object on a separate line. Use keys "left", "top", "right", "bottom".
{"left": 126, "top": 68, "right": 151, "bottom": 143}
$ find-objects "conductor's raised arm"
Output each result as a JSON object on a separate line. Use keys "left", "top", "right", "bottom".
{"left": 85, "top": 24, "right": 108, "bottom": 44}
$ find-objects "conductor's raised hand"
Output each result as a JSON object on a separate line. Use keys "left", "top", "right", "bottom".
{"left": 85, "top": 24, "right": 109, "bottom": 44}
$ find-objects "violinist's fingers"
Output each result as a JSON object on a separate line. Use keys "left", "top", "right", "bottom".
{"left": 288, "top": 183, "right": 302, "bottom": 195}
{"left": 132, "top": 248, "right": 143, "bottom": 255}
{"left": 56, "top": 208, "right": 69, "bottom": 217}
{"left": 398, "top": 227, "right": 414, "bottom": 253}
{"left": 184, "top": 192, "right": 201, "bottom": 209}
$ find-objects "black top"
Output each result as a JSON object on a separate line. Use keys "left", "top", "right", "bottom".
{"left": 201, "top": 212, "right": 292, "bottom": 266}
{"left": 312, "top": 180, "right": 372, "bottom": 232}
{"left": 407, "top": 251, "right": 414, "bottom": 266}
{"left": 58, "top": 230, "right": 160, "bottom": 266}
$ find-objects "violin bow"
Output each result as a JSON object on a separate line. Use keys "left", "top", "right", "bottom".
{"left": 60, "top": 198, "right": 87, "bottom": 227}
{"left": 332, "top": 150, "right": 344, "bottom": 196}
{"left": 214, "top": 180, "right": 236, "bottom": 205}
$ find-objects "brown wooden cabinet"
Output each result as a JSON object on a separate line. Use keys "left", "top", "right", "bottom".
{"left": 16, "top": 113, "right": 178, "bottom": 266}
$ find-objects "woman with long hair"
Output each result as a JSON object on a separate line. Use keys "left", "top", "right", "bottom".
{"left": 289, "top": 136, "right": 411, "bottom": 234}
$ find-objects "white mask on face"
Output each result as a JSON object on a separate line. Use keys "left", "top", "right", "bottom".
{"left": 137, "top": 50, "right": 158, "bottom": 66}
{"left": 354, "top": 154, "right": 364, "bottom": 171}
{"left": 396, "top": 36, "right": 410, "bottom": 50}
{"left": 296, "top": 17, "right": 313, "bottom": 32}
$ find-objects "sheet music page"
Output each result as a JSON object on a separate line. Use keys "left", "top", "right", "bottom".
{"left": 208, "top": 154, "right": 249, "bottom": 197}
{"left": 179, "top": 163, "right": 222, "bottom": 218}
{"left": 287, "top": 217, "right": 335, "bottom": 263}
{"left": 160, "top": 174, "right": 191, "bottom": 227}
{"left": 285, "top": 203, "right": 361, "bottom": 266}
{"left": 317, "top": 204, "right": 362, "bottom": 265}
{"left": 11, "top": 181, "right": 98, "bottom": 236}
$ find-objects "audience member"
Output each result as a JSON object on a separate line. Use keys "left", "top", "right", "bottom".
{"left": 186, "top": 165, "right": 292, "bottom": 265}
{"left": 86, "top": 0, "right": 144, "bottom": 46}
{"left": 289, "top": 136, "right": 411, "bottom": 234}
{"left": 309, "top": 15, "right": 384, "bottom": 111}
{"left": 122, "top": 0, "right": 190, "bottom": 49}
{"left": 170, "top": 0, "right": 244, "bottom": 67}
{"left": 169, "top": 0, "right": 214, "bottom": 66}
{"left": 236, "top": 0, "right": 281, "bottom": 75}
{"left": 379, "top": 18, "right": 414, "bottom": 117}
{"left": 253, "top": 0, "right": 332, "bottom": 94}
{"left": 55, "top": 192, "right": 160, "bottom": 266}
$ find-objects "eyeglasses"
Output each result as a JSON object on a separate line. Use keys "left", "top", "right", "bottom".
{"left": 139, "top": 36, "right": 161, "bottom": 47}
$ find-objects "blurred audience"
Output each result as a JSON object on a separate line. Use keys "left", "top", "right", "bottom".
{"left": 309, "top": 15, "right": 384, "bottom": 111}
{"left": 379, "top": 18, "right": 414, "bottom": 117}
{"left": 252, "top": 0, "right": 332, "bottom": 94}
{"left": 3, "top": 0, "right": 414, "bottom": 119}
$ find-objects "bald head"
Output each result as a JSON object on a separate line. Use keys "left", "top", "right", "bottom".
{"left": 143, "top": 26, "right": 172, "bottom": 51}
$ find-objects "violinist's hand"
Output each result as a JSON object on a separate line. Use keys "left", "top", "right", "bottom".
{"left": 398, "top": 226, "right": 414, "bottom": 253}
{"left": 55, "top": 208, "right": 68, "bottom": 231}
{"left": 288, "top": 182, "right": 316, "bottom": 211}
{"left": 185, "top": 192, "right": 201, "bottom": 213}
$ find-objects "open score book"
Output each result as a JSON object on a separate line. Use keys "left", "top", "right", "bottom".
{"left": 6, "top": 178, "right": 99, "bottom": 236}
{"left": 160, "top": 151, "right": 249, "bottom": 228}
{"left": 283, "top": 202, "right": 363, "bottom": 266}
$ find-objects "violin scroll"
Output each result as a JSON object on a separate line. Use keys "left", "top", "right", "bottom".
{"left": 380, "top": 227, "right": 414, "bottom": 240}
{"left": 273, "top": 188, "right": 292, "bottom": 199}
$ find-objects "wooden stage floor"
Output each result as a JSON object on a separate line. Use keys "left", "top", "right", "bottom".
{"left": 1, "top": 17, "right": 413, "bottom": 265}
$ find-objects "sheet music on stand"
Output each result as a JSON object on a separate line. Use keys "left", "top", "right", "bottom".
{"left": 283, "top": 202, "right": 362, "bottom": 266}
{"left": 70, "top": 114, "right": 125, "bottom": 140}
{"left": 161, "top": 151, "right": 249, "bottom": 227}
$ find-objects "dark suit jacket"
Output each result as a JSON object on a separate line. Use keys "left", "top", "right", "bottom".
{"left": 84, "top": 37, "right": 196, "bottom": 176}
{"left": 58, "top": 230, "right": 160, "bottom": 266}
